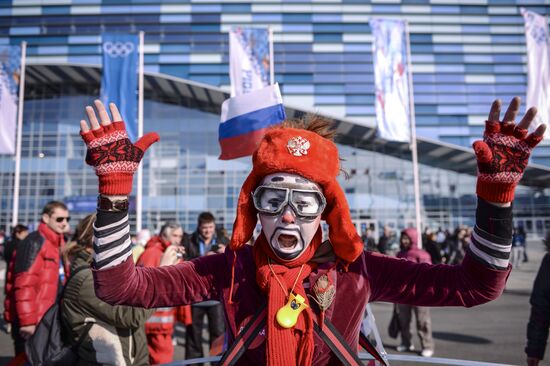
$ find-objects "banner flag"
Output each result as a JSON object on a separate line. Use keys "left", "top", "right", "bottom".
{"left": 0, "top": 46, "right": 21, "bottom": 154}
{"left": 219, "top": 83, "right": 285, "bottom": 160}
{"left": 229, "top": 27, "right": 271, "bottom": 97}
{"left": 101, "top": 33, "right": 139, "bottom": 141}
{"left": 370, "top": 18, "right": 411, "bottom": 143}
{"left": 522, "top": 8, "right": 550, "bottom": 137}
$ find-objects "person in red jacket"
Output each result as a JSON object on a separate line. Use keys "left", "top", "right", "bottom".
{"left": 11, "top": 201, "right": 69, "bottom": 356}
{"left": 83, "top": 98, "right": 544, "bottom": 365}
{"left": 395, "top": 228, "right": 434, "bottom": 357}
{"left": 137, "top": 221, "right": 191, "bottom": 364}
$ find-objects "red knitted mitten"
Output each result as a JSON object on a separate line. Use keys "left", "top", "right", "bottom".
{"left": 473, "top": 120, "right": 542, "bottom": 203}
{"left": 81, "top": 121, "right": 159, "bottom": 195}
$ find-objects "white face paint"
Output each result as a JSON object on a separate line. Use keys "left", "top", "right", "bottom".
{"left": 258, "top": 172, "right": 323, "bottom": 261}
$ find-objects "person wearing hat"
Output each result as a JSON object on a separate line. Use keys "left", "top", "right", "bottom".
{"left": 82, "top": 97, "right": 544, "bottom": 365}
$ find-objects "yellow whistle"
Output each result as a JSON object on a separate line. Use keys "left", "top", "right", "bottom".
{"left": 276, "top": 293, "right": 308, "bottom": 329}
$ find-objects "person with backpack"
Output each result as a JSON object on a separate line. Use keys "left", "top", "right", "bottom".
{"left": 10, "top": 201, "right": 69, "bottom": 359}
{"left": 60, "top": 214, "right": 153, "bottom": 365}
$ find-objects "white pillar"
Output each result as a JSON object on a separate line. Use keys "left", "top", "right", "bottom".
{"left": 404, "top": 21, "right": 423, "bottom": 247}
{"left": 136, "top": 31, "right": 144, "bottom": 232}
{"left": 12, "top": 41, "right": 27, "bottom": 229}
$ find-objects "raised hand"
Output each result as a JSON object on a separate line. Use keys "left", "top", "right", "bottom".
{"left": 473, "top": 97, "right": 546, "bottom": 203}
{"left": 80, "top": 100, "right": 159, "bottom": 196}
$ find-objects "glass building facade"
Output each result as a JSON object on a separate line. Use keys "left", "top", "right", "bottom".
{"left": 1, "top": 0, "right": 549, "bottom": 163}
{"left": 1, "top": 0, "right": 550, "bottom": 236}
{"left": 0, "top": 84, "right": 548, "bottom": 239}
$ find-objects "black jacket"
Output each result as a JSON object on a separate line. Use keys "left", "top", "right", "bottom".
{"left": 184, "top": 230, "right": 229, "bottom": 260}
{"left": 526, "top": 253, "right": 550, "bottom": 360}
{"left": 3, "top": 237, "right": 20, "bottom": 265}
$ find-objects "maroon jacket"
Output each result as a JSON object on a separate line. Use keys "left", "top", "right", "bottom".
{"left": 13, "top": 223, "right": 65, "bottom": 326}
{"left": 94, "top": 245, "right": 510, "bottom": 365}
{"left": 398, "top": 228, "right": 432, "bottom": 264}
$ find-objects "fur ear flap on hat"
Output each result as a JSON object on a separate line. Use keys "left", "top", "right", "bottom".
{"left": 322, "top": 181, "right": 364, "bottom": 264}
{"left": 230, "top": 173, "right": 260, "bottom": 251}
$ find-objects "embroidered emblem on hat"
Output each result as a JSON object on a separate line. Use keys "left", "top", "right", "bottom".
{"left": 287, "top": 136, "right": 310, "bottom": 157}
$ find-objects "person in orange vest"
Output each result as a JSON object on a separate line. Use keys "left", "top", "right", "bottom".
{"left": 137, "top": 222, "right": 191, "bottom": 365}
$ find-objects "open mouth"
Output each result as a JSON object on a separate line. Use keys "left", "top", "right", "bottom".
{"left": 278, "top": 234, "right": 298, "bottom": 248}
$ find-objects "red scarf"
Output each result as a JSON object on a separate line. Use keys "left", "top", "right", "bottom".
{"left": 253, "top": 230, "right": 323, "bottom": 366}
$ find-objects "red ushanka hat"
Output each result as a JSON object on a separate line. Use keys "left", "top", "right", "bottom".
{"left": 229, "top": 125, "right": 364, "bottom": 265}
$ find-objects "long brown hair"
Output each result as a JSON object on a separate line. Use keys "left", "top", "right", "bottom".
{"left": 63, "top": 213, "right": 96, "bottom": 266}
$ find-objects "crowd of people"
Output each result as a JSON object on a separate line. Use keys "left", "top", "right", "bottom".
{"left": 0, "top": 200, "right": 232, "bottom": 365}
{"left": 362, "top": 225, "right": 473, "bottom": 264}
{"left": 362, "top": 224, "right": 530, "bottom": 267}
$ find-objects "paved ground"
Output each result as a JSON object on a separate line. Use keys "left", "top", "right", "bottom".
{"left": 0, "top": 240, "right": 548, "bottom": 366}
{"left": 370, "top": 241, "right": 550, "bottom": 366}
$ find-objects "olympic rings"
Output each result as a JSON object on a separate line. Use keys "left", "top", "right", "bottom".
{"left": 103, "top": 41, "right": 135, "bottom": 58}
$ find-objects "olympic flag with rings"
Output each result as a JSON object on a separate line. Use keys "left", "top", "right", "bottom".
{"left": 101, "top": 33, "right": 139, "bottom": 141}
{"left": 0, "top": 45, "right": 21, "bottom": 155}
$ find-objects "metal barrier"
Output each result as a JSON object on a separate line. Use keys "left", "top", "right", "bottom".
{"left": 162, "top": 354, "right": 516, "bottom": 366}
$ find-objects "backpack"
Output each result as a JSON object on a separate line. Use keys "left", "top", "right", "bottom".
{"left": 25, "top": 266, "right": 93, "bottom": 366}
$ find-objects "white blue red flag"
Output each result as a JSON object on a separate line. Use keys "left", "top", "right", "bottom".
{"left": 219, "top": 83, "right": 285, "bottom": 160}
{"left": 0, "top": 45, "right": 21, "bottom": 155}
{"left": 229, "top": 27, "right": 271, "bottom": 97}
{"left": 522, "top": 8, "right": 550, "bottom": 137}
{"left": 370, "top": 18, "right": 411, "bottom": 143}
{"left": 101, "top": 33, "right": 138, "bottom": 141}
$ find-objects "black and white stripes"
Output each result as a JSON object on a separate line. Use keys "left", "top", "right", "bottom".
{"left": 93, "top": 213, "right": 132, "bottom": 270}
{"left": 469, "top": 225, "right": 511, "bottom": 270}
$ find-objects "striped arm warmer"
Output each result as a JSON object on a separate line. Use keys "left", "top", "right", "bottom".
{"left": 469, "top": 198, "right": 512, "bottom": 270}
{"left": 93, "top": 210, "right": 133, "bottom": 270}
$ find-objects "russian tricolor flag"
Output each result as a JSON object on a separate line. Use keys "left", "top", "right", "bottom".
{"left": 218, "top": 83, "right": 286, "bottom": 160}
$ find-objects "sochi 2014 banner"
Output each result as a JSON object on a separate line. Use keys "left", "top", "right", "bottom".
{"left": 522, "top": 8, "right": 550, "bottom": 137}
{"left": 101, "top": 33, "right": 138, "bottom": 141}
{"left": 370, "top": 18, "right": 411, "bottom": 143}
{"left": 0, "top": 46, "right": 21, "bottom": 154}
{"left": 229, "top": 27, "right": 271, "bottom": 97}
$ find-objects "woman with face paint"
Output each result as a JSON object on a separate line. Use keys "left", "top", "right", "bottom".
{"left": 83, "top": 97, "right": 545, "bottom": 366}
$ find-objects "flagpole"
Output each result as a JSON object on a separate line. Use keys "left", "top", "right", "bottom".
{"left": 136, "top": 31, "right": 144, "bottom": 232}
{"left": 404, "top": 21, "right": 423, "bottom": 247}
{"left": 12, "top": 42, "right": 26, "bottom": 229}
{"left": 268, "top": 26, "right": 274, "bottom": 85}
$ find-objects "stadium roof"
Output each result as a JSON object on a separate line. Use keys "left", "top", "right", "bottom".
{"left": 25, "top": 63, "right": 550, "bottom": 188}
